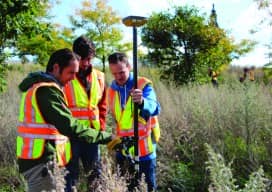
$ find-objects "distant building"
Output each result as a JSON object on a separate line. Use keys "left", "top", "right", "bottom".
{"left": 209, "top": 4, "right": 219, "bottom": 27}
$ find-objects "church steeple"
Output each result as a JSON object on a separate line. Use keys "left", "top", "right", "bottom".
{"left": 209, "top": 4, "right": 219, "bottom": 27}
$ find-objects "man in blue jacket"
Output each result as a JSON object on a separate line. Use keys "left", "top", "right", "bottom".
{"left": 107, "top": 52, "right": 161, "bottom": 192}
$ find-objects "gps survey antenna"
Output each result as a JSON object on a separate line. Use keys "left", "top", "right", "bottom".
{"left": 122, "top": 15, "right": 147, "bottom": 181}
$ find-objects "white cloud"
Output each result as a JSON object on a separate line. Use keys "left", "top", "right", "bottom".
{"left": 228, "top": 2, "right": 271, "bottom": 66}
{"left": 233, "top": 45, "right": 269, "bottom": 67}
{"left": 231, "top": 2, "right": 263, "bottom": 40}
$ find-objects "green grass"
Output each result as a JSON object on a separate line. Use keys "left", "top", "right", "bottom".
{"left": 0, "top": 165, "right": 25, "bottom": 192}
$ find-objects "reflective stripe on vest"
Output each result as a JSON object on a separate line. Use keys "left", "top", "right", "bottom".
{"left": 150, "top": 115, "right": 160, "bottom": 143}
{"left": 17, "top": 82, "right": 71, "bottom": 166}
{"left": 107, "top": 77, "right": 160, "bottom": 157}
{"left": 64, "top": 69, "right": 104, "bottom": 130}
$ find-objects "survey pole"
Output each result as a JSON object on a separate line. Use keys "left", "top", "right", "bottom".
{"left": 122, "top": 15, "right": 147, "bottom": 180}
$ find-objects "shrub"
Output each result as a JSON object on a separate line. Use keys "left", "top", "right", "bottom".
{"left": 205, "top": 143, "right": 268, "bottom": 192}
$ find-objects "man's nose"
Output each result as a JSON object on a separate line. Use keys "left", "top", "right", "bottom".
{"left": 115, "top": 74, "right": 122, "bottom": 79}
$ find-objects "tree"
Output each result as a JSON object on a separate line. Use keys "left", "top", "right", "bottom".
{"left": 0, "top": 0, "right": 55, "bottom": 93}
{"left": 16, "top": 26, "right": 74, "bottom": 65}
{"left": 141, "top": 6, "right": 252, "bottom": 85}
{"left": 70, "top": 0, "right": 131, "bottom": 71}
{"left": 0, "top": 0, "right": 52, "bottom": 63}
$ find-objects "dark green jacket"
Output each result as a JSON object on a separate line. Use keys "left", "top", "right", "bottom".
{"left": 18, "top": 72, "right": 111, "bottom": 173}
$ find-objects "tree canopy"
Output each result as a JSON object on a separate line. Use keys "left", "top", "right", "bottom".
{"left": 16, "top": 26, "right": 74, "bottom": 65}
{"left": 71, "top": 0, "right": 131, "bottom": 71}
{"left": 141, "top": 6, "right": 253, "bottom": 85}
{"left": 0, "top": 0, "right": 53, "bottom": 63}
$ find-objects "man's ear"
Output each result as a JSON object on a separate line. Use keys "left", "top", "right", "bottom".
{"left": 127, "top": 63, "right": 132, "bottom": 70}
{"left": 53, "top": 63, "right": 60, "bottom": 74}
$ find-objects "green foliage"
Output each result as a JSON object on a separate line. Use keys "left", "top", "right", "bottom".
{"left": 263, "top": 67, "right": 272, "bottom": 84}
{"left": 0, "top": 166, "right": 25, "bottom": 192}
{"left": 71, "top": 0, "right": 131, "bottom": 71}
{"left": 160, "top": 162, "right": 201, "bottom": 192}
{"left": 240, "top": 167, "right": 267, "bottom": 192}
{"left": 0, "top": 64, "right": 7, "bottom": 93}
{"left": 141, "top": 5, "right": 236, "bottom": 85}
{"left": 141, "top": 6, "right": 256, "bottom": 85}
{"left": 205, "top": 144, "right": 268, "bottom": 192}
{"left": 16, "top": 26, "right": 74, "bottom": 65}
{"left": 223, "top": 132, "right": 247, "bottom": 160}
{"left": 206, "top": 144, "right": 238, "bottom": 191}
{"left": 0, "top": 0, "right": 55, "bottom": 91}
{"left": 0, "top": 0, "right": 53, "bottom": 62}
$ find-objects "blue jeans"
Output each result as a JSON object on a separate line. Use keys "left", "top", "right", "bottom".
{"left": 116, "top": 154, "right": 157, "bottom": 192}
{"left": 65, "top": 140, "right": 101, "bottom": 192}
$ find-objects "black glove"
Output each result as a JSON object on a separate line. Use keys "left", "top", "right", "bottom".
{"left": 96, "top": 132, "right": 113, "bottom": 145}
{"left": 121, "top": 137, "right": 134, "bottom": 149}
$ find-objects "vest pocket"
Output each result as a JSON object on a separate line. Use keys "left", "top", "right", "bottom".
{"left": 16, "top": 136, "right": 45, "bottom": 159}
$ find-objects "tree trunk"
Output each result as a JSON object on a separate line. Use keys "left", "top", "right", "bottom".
{"left": 102, "top": 55, "right": 105, "bottom": 72}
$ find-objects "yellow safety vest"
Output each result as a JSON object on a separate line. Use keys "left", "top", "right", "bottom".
{"left": 17, "top": 82, "right": 71, "bottom": 166}
{"left": 64, "top": 69, "right": 105, "bottom": 130}
{"left": 107, "top": 77, "right": 160, "bottom": 157}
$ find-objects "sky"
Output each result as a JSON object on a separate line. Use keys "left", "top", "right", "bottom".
{"left": 50, "top": 0, "right": 272, "bottom": 67}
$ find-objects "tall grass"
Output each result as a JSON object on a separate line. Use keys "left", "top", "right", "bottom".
{"left": 1, "top": 65, "right": 272, "bottom": 191}
{"left": 154, "top": 77, "right": 272, "bottom": 191}
{"left": 0, "top": 64, "right": 43, "bottom": 191}
{"left": 0, "top": 64, "right": 42, "bottom": 165}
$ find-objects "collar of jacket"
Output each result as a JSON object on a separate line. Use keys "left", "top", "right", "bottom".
{"left": 77, "top": 65, "right": 93, "bottom": 80}
{"left": 110, "top": 72, "right": 134, "bottom": 91}
{"left": 45, "top": 72, "right": 63, "bottom": 87}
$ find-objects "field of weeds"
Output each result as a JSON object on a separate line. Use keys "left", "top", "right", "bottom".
{"left": 0, "top": 64, "right": 271, "bottom": 191}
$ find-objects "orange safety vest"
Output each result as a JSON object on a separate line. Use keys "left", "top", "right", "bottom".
{"left": 249, "top": 70, "right": 255, "bottom": 81}
{"left": 107, "top": 77, "right": 160, "bottom": 157}
{"left": 16, "top": 82, "right": 71, "bottom": 166}
{"left": 64, "top": 69, "right": 105, "bottom": 130}
{"left": 211, "top": 71, "right": 218, "bottom": 81}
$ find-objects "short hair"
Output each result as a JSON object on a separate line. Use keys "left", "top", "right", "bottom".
{"left": 108, "top": 52, "right": 129, "bottom": 65}
{"left": 46, "top": 48, "right": 79, "bottom": 73}
{"left": 73, "top": 36, "right": 95, "bottom": 59}
{"left": 243, "top": 67, "right": 249, "bottom": 73}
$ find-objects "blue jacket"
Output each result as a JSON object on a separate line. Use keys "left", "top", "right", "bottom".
{"left": 110, "top": 73, "right": 161, "bottom": 160}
